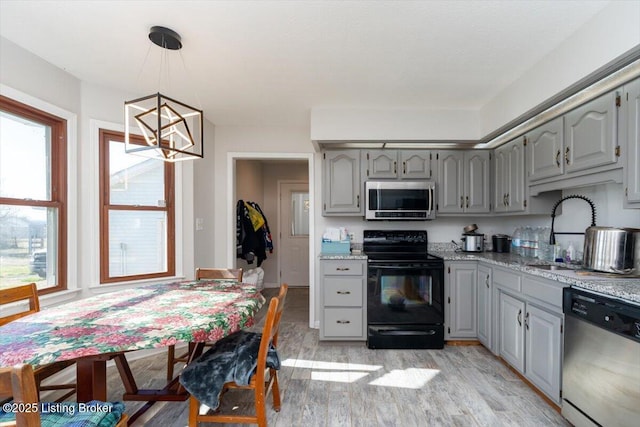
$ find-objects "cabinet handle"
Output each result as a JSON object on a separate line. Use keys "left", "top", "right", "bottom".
{"left": 503, "top": 194, "right": 507, "bottom": 206}
{"left": 403, "top": 161, "right": 406, "bottom": 175}
{"left": 525, "top": 312, "right": 530, "bottom": 330}
{"left": 555, "top": 149, "right": 561, "bottom": 167}
{"left": 336, "top": 320, "right": 351, "bottom": 324}
{"left": 485, "top": 274, "right": 490, "bottom": 288}
{"left": 394, "top": 161, "right": 397, "bottom": 174}
{"left": 356, "top": 195, "right": 360, "bottom": 208}
{"left": 565, "top": 147, "right": 570, "bottom": 165}
{"left": 506, "top": 193, "right": 510, "bottom": 206}
{"left": 517, "top": 309, "right": 522, "bottom": 326}
{"left": 336, "top": 267, "right": 350, "bottom": 271}
{"left": 460, "top": 196, "right": 464, "bottom": 208}
{"left": 337, "top": 291, "right": 351, "bottom": 295}
{"left": 466, "top": 196, "right": 469, "bottom": 208}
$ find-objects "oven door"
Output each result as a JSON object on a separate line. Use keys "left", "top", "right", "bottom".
{"left": 367, "top": 262, "right": 444, "bottom": 325}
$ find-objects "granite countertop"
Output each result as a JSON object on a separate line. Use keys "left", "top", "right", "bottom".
{"left": 431, "top": 250, "right": 640, "bottom": 305}
{"left": 319, "top": 253, "right": 368, "bottom": 260}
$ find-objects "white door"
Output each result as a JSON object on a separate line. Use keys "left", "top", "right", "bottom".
{"left": 279, "top": 182, "right": 309, "bottom": 287}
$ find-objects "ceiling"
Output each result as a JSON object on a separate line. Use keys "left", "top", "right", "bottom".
{"left": 0, "top": 1, "right": 612, "bottom": 128}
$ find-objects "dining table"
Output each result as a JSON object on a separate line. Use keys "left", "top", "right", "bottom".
{"left": 0, "top": 279, "right": 265, "bottom": 418}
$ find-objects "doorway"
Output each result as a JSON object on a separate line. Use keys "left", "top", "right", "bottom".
{"left": 278, "top": 181, "right": 309, "bottom": 287}
{"left": 229, "top": 153, "right": 315, "bottom": 329}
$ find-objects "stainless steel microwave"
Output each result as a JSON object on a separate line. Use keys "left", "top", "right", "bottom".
{"left": 365, "top": 181, "right": 436, "bottom": 220}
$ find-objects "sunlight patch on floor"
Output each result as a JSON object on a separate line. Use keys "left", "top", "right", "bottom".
{"left": 368, "top": 368, "right": 440, "bottom": 389}
{"left": 310, "top": 370, "right": 370, "bottom": 383}
{"left": 281, "top": 358, "right": 382, "bottom": 371}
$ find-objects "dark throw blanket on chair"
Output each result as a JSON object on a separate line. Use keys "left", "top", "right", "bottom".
{"left": 179, "top": 330, "right": 280, "bottom": 410}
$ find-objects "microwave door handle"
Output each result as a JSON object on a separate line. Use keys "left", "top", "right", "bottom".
{"left": 428, "top": 187, "right": 433, "bottom": 216}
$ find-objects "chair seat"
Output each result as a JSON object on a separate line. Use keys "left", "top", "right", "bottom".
{"left": 179, "top": 330, "right": 280, "bottom": 410}
{"left": 0, "top": 400, "right": 126, "bottom": 427}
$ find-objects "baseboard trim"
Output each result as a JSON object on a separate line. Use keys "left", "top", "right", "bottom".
{"left": 445, "top": 340, "right": 482, "bottom": 346}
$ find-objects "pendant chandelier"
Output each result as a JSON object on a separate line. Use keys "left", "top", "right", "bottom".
{"left": 124, "top": 26, "right": 204, "bottom": 161}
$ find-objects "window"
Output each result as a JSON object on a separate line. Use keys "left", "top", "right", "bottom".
{"left": 99, "top": 129, "right": 175, "bottom": 283}
{"left": 0, "top": 95, "right": 67, "bottom": 293}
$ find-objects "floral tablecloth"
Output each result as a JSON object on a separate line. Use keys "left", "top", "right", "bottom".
{"left": 0, "top": 280, "right": 265, "bottom": 367}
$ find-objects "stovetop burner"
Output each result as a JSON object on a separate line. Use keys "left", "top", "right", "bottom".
{"left": 363, "top": 230, "right": 442, "bottom": 264}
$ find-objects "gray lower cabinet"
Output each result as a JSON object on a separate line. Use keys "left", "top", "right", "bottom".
{"left": 495, "top": 268, "right": 564, "bottom": 404}
{"left": 445, "top": 261, "right": 477, "bottom": 339}
{"left": 319, "top": 259, "right": 366, "bottom": 340}
{"left": 499, "top": 292, "right": 526, "bottom": 372}
{"left": 477, "top": 264, "right": 492, "bottom": 349}
{"left": 322, "top": 150, "right": 362, "bottom": 215}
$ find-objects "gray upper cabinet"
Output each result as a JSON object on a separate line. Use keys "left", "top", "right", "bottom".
{"left": 363, "top": 150, "right": 432, "bottom": 179}
{"left": 437, "top": 150, "right": 490, "bottom": 214}
{"left": 400, "top": 151, "right": 432, "bottom": 179}
{"left": 564, "top": 90, "right": 619, "bottom": 174}
{"left": 494, "top": 138, "right": 526, "bottom": 213}
{"left": 623, "top": 78, "right": 640, "bottom": 206}
{"left": 364, "top": 150, "right": 398, "bottom": 179}
{"left": 322, "top": 150, "right": 362, "bottom": 215}
{"left": 527, "top": 117, "right": 564, "bottom": 182}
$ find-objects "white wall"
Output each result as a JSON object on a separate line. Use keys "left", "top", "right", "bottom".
{"left": 1, "top": 37, "right": 200, "bottom": 300}
{"left": 309, "top": 2, "right": 640, "bottom": 143}
{"left": 209, "top": 125, "right": 313, "bottom": 268}
{"left": 480, "top": 1, "right": 640, "bottom": 135}
{"left": 311, "top": 107, "right": 481, "bottom": 141}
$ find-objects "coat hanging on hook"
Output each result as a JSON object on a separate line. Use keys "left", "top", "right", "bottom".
{"left": 236, "top": 200, "right": 273, "bottom": 267}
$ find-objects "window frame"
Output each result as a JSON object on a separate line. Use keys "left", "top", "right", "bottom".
{"left": 99, "top": 129, "right": 175, "bottom": 283}
{"left": 0, "top": 95, "right": 68, "bottom": 295}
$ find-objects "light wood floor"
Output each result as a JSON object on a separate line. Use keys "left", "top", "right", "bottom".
{"left": 102, "top": 287, "right": 569, "bottom": 426}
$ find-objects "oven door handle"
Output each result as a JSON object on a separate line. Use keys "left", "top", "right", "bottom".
{"left": 368, "top": 264, "right": 440, "bottom": 270}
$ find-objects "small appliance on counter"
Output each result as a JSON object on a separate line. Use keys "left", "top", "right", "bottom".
{"left": 492, "top": 234, "right": 511, "bottom": 253}
{"left": 582, "top": 226, "right": 640, "bottom": 275}
{"left": 457, "top": 225, "right": 484, "bottom": 252}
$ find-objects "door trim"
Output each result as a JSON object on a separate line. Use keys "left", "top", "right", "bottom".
{"left": 227, "top": 152, "right": 315, "bottom": 329}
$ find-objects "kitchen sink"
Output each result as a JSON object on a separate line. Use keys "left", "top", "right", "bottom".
{"left": 526, "top": 264, "right": 574, "bottom": 271}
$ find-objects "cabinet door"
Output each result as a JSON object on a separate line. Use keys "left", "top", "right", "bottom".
{"left": 499, "top": 292, "right": 525, "bottom": 373}
{"left": 625, "top": 78, "right": 640, "bottom": 204}
{"left": 525, "top": 304, "right": 562, "bottom": 403}
{"left": 400, "top": 151, "right": 432, "bottom": 179}
{"left": 437, "top": 151, "right": 464, "bottom": 213}
{"left": 477, "top": 265, "right": 492, "bottom": 349}
{"left": 365, "top": 150, "right": 398, "bottom": 179}
{"left": 465, "top": 151, "right": 491, "bottom": 213}
{"left": 493, "top": 147, "right": 508, "bottom": 213}
{"left": 527, "top": 117, "right": 564, "bottom": 182}
{"left": 323, "top": 150, "right": 362, "bottom": 215}
{"left": 506, "top": 139, "right": 526, "bottom": 212}
{"left": 447, "top": 263, "right": 478, "bottom": 338}
{"left": 564, "top": 90, "right": 619, "bottom": 174}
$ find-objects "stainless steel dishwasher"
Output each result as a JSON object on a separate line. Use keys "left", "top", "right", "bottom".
{"left": 562, "top": 288, "right": 640, "bottom": 427}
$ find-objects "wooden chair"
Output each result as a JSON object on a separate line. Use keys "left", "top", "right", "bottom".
{"left": 0, "top": 364, "right": 128, "bottom": 427}
{"left": 0, "top": 284, "right": 76, "bottom": 401}
{"left": 195, "top": 268, "right": 244, "bottom": 281}
{"left": 188, "top": 283, "right": 288, "bottom": 427}
{"left": 166, "top": 268, "right": 244, "bottom": 381}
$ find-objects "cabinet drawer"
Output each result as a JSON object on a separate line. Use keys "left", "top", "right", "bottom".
{"left": 323, "top": 278, "right": 363, "bottom": 306}
{"left": 322, "top": 260, "right": 364, "bottom": 276}
{"left": 493, "top": 268, "right": 522, "bottom": 292}
{"left": 522, "top": 275, "right": 565, "bottom": 309}
{"left": 323, "top": 308, "right": 363, "bottom": 337}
